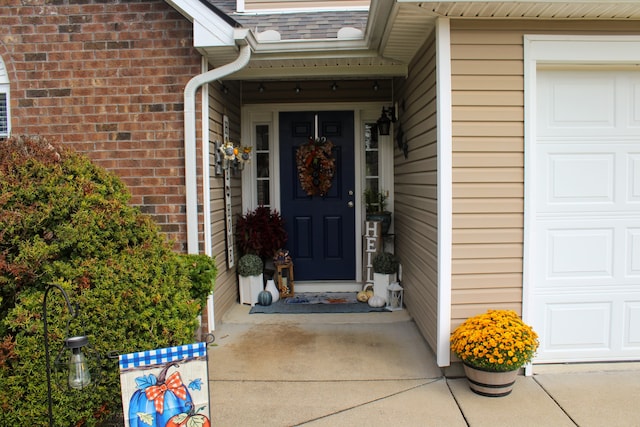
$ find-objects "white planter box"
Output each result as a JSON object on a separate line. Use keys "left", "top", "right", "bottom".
{"left": 373, "top": 272, "right": 397, "bottom": 299}
{"left": 239, "top": 274, "right": 263, "bottom": 306}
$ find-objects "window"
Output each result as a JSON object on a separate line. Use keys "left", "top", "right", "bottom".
{"left": 255, "top": 124, "right": 270, "bottom": 207}
{"left": 364, "top": 122, "right": 381, "bottom": 209}
{"left": 0, "top": 56, "right": 9, "bottom": 138}
{"left": 0, "top": 92, "right": 8, "bottom": 138}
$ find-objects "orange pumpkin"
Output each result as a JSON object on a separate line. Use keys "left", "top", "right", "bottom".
{"left": 166, "top": 403, "right": 211, "bottom": 427}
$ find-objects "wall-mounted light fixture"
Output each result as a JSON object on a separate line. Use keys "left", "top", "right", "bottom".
{"left": 331, "top": 82, "right": 338, "bottom": 91}
{"left": 294, "top": 83, "right": 302, "bottom": 94}
{"left": 220, "top": 82, "right": 229, "bottom": 94}
{"left": 376, "top": 106, "right": 397, "bottom": 136}
{"left": 372, "top": 80, "right": 379, "bottom": 91}
{"left": 43, "top": 284, "right": 94, "bottom": 427}
{"left": 258, "top": 83, "right": 265, "bottom": 93}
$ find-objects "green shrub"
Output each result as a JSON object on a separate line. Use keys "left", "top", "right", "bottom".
{"left": 237, "top": 254, "right": 263, "bottom": 276}
{"left": 0, "top": 136, "right": 215, "bottom": 426}
{"left": 177, "top": 253, "right": 218, "bottom": 309}
{"left": 372, "top": 252, "right": 399, "bottom": 274}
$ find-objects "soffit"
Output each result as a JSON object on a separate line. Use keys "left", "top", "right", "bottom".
{"left": 413, "top": 1, "right": 640, "bottom": 19}
{"left": 371, "top": 1, "right": 640, "bottom": 71}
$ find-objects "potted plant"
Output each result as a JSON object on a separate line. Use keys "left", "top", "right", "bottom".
{"left": 236, "top": 206, "right": 288, "bottom": 262}
{"left": 450, "top": 309, "right": 539, "bottom": 397}
{"left": 237, "top": 254, "right": 264, "bottom": 306}
{"left": 372, "top": 252, "right": 398, "bottom": 299}
{"left": 364, "top": 188, "right": 392, "bottom": 235}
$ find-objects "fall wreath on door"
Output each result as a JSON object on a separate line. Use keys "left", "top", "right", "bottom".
{"left": 296, "top": 136, "right": 335, "bottom": 197}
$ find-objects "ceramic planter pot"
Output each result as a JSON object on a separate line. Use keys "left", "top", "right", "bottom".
{"left": 265, "top": 279, "right": 280, "bottom": 303}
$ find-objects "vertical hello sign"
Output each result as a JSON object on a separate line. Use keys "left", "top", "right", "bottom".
{"left": 223, "top": 115, "right": 235, "bottom": 268}
{"left": 363, "top": 221, "right": 382, "bottom": 286}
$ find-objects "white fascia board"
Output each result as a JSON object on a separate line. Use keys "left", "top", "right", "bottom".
{"left": 165, "top": 0, "right": 237, "bottom": 47}
{"left": 251, "top": 38, "right": 370, "bottom": 55}
{"left": 237, "top": 6, "right": 369, "bottom": 14}
{"left": 194, "top": 20, "right": 236, "bottom": 47}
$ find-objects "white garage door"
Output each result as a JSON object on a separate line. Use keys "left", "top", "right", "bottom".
{"left": 532, "top": 69, "right": 640, "bottom": 363}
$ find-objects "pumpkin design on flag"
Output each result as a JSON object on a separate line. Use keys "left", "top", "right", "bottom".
{"left": 128, "top": 363, "right": 193, "bottom": 427}
{"left": 166, "top": 402, "right": 211, "bottom": 427}
{"left": 119, "top": 342, "right": 210, "bottom": 427}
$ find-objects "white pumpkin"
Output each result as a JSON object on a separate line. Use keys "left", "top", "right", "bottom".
{"left": 367, "top": 295, "right": 386, "bottom": 308}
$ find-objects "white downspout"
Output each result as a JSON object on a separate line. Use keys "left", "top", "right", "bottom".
{"left": 183, "top": 42, "right": 251, "bottom": 254}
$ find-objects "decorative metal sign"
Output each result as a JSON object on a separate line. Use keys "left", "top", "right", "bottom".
{"left": 363, "top": 221, "right": 382, "bottom": 285}
{"left": 223, "top": 115, "right": 235, "bottom": 269}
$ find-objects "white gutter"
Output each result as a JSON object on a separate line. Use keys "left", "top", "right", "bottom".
{"left": 184, "top": 34, "right": 251, "bottom": 254}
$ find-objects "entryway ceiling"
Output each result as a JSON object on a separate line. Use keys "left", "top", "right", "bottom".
{"left": 196, "top": 0, "right": 640, "bottom": 81}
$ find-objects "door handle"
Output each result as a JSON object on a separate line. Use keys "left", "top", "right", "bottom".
{"left": 348, "top": 201, "right": 354, "bottom": 208}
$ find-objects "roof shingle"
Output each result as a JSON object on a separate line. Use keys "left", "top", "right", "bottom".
{"left": 201, "top": 0, "right": 369, "bottom": 40}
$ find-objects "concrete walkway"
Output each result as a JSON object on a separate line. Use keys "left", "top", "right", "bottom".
{"left": 208, "top": 305, "right": 640, "bottom": 426}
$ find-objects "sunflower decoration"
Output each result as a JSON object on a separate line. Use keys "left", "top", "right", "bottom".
{"left": 296, "top": 136, "right": 335, "bottom": 197}
{"left": 237, "top": 146, "right": 252, "bottom": 166}
{"left": 218, "top": 140, "right": 252, "bottom": 170}
{"left": 219, "top": 140, "right": 237, "bottom": 161}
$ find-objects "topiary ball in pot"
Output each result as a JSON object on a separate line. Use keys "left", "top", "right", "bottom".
{"left": 237, "top": 254, "right": 264, "bottom": 277}
{"left": 372, "top": 252, "right": 399, "bottom": 274}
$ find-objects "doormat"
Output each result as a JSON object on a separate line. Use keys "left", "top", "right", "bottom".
{"left": 249, "top": 292, "right": 389, "bottom": 314}
{"left": 285, "top": 292, "right": 358, "bottom": 304}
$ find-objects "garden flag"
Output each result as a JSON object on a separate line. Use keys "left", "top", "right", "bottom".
{"left": 119, "top": 342, "right": 210, "bottom": 427}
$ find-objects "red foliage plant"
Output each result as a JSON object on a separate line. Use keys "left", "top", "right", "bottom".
{"left": 235, "top": 206, "right": 287, "bottom": 261}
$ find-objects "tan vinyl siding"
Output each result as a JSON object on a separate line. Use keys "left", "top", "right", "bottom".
{"left": 207, "top": 80, "right": 243, "bottom": 326}
{"left": 394, "top": 32, "right": 439, "bottom": 350}
{"left": 244, "top": 0, "right": 369, "bottom": 11}
{"left": 450, "top": 21, "right": 526, "bottom": 330}
{"left": 448, "top": 19, "right": 640, "bottom": 330}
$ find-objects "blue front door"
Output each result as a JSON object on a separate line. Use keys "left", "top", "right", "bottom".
{"left": 279, "top": 111, "right": 356, "bottom": 281}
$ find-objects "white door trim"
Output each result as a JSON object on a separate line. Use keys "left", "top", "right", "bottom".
{"left": 523, "top": 35, "right": 640, "bottom": 364}
{"left": 241, "top": 102, "right": 390, "bottom": 286}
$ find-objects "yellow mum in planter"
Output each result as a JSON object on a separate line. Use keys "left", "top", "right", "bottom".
{"left": 450, "top": 309, "right": 539, "bottom": 372}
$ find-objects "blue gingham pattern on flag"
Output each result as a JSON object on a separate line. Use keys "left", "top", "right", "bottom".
{"left": 118, "top": 342, "right": 206, "bottom": 370}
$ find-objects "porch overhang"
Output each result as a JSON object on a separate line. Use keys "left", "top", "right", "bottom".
{"left": 167, "top": 0, "right": 640, "bottom": 83}
{"left": 199, "top": 35, "right": 409, "bottom": 80}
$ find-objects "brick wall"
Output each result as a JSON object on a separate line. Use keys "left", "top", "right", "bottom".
{"left": 0, "top": 0, "right": 203, "bottom": 251}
